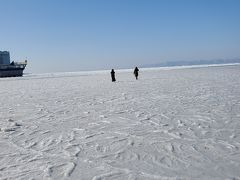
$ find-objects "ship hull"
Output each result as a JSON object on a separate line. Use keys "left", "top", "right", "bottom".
{"left": 0, "top": 67, "right": 25, "bottom": 77}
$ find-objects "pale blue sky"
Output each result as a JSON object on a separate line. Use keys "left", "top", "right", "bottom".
{"left": 1, "top": 0, "right": 240, "bottom": 73}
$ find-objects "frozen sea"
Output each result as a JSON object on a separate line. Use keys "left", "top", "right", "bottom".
{"left": 0, "top": 65, "right": 240, "bottom": 179}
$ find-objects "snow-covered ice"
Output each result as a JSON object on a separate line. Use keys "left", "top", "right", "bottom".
{"left": 0, "top": 65, "right": 240, "bottom": 179}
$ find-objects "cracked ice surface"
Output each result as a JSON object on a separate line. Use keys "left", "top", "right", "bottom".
{"left": 0, "top": 65, "right": 240, "bottom": 179}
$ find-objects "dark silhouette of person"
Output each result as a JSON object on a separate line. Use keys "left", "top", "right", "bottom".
{"left": 134, "top": 67, "right": 139, "bottom": 80}
{"left": 111, "top": 69, "right": 116, "bottom": 82}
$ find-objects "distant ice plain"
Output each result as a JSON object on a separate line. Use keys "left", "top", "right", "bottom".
{"left": 0, "top": 65, "right": 240, "bottom": 179}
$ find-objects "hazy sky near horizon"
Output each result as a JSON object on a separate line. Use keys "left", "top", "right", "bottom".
{"left": 1, "top": 0, "right": 240, "bottom": 73}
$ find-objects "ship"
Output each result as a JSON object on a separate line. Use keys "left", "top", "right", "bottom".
{"left": 0, "top": 51, "right": 27, "bottom": 77}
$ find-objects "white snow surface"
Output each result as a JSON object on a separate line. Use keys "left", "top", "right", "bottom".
{"left": 0, "top": 65, "right": 240, "bottom": 179}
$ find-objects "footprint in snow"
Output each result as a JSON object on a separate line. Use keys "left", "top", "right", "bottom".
{"left": 8, "top": 118, "right": 14, "bottom": 122}
{"left": 99, "top": 115, "right": 106, "bottom": 118}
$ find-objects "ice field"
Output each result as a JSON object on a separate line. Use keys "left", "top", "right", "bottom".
{"left": 0, "top": 65, "right": 240, "bottom": 179}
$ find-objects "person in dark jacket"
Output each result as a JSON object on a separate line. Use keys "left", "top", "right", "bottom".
{"left": 111, "top": 69, "right": 116, "bottom": 82}
{"left": 133, "top": 67, "right": 139, "bottom": 80}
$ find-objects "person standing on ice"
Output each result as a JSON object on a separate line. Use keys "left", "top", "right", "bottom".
{"left": 111, "top": 69, "right": 116, "bottom": 82}
{"left": 134, "top": 67, "right": 139, "bottom": 80}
